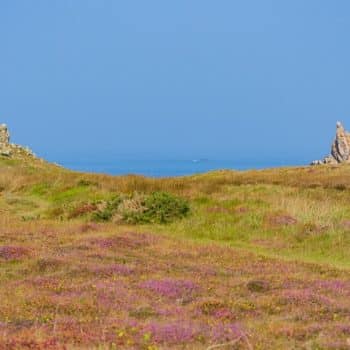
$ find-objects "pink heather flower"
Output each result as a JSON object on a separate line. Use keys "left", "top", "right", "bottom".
{"left": 314, "top": 280, "right": 350, "bottom": 295}
{"left": 213, "top": 308, "right": 234, "bottom": 320}
{"left": 90, "top": 238, "right": 115, "bottom": 249}
{"left": 140, "top": 279, "right": 198, "bottom": 299}
{"left": 211, "top": 323, "right": 245, "bottom": 342}
{"left": 337, "top": 324, "right": 350, "bottom": 335}
{"left": 91, "top": 264, "right": 134, "bottom": 276}
{"left": 0, "top": 245, "right": 28, "bottom": 260}
{"left": 145, "top": 321, "right": 199, "bottom": 344}
{"left": 281, "top": 289, "right": 333, "bottom": 306}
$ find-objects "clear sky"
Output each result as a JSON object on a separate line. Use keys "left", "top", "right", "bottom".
{"left": 1, "top": 1, "right": 350, "bottom": 163}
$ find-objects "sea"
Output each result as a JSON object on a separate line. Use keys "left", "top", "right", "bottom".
{"left": 57, "top": 158, "right": 308, "bottom": 178}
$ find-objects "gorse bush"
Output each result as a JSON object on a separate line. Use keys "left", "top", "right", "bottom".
{"left": 143, "top": 191, "right": 190, "bottom": 223}
{"left": 91, "top": 192, "right": 190, "bottom": 224}
{"left": 123, "top": 191, "right": 190, "bottom": 224}
{"left": 91, "top": 196, "right": 122, "bottom": 222}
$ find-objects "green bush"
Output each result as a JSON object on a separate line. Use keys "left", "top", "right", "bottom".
{"left": 92, "top": 209, "right": 113, "bottom": 222}
{"left": 76, "top": 179, "right": 97, "bottom": 187}
{"left": 139, "top": 191, "right": 190, "bottom": 224}
{"left": 91, "top": 192, "right": 189, "bottom": 224}
{"left": 91, "top": 196, "right": 122, "bottom": 222}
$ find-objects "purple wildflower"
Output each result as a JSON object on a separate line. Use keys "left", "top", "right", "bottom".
{"left": 314, "top": 280, "right": 350, "bottom": 295}
{"left": 0, "top": 245, "right": 28, "bottom": 260}
{"left": 211, "top": 323, "right": 245, "bottom": 342}
{"left": 213, "top": 308, "right": 234, "bottom": 320}
{"left": 156, "top": 306, "right": 184, "bottom": 316}
{"left": 281, "top": 289, "right": 333, "bottom": 306}
{"left": 140, "top": 279, "right": 198, "bottom": 299}
{"left": 89, "top": 233, "right": 153, "bottom": 249}
{"left": 337, "top": 324, "right": 350, "bottom": 335}
{"left": 145, "top": 321, "right": 199, "bottom": 344}
{"left": 91, "top": 238, "right": 115, "bottom": 249}
{"left": 91, "top": 264, "right": 134, "bottom": 276}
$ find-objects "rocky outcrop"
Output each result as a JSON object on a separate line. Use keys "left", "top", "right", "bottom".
{"left": 331, "top": 122, "right": 350, "bottom": 162}
{"left": 311, "top": 122, "right": 350, "bottom": 165}
{"left": 0, "top": 124, "right": 11, "bottom": 156}
{"left": 0, "top": 123, "right": 35, "bottom": 158}
{"left": 0, "top": 124, "right": 10, "bottom": 145}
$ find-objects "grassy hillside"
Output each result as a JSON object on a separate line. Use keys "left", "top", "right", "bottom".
{"left": 1, "top": 155, "right": 350, "bottom": 349}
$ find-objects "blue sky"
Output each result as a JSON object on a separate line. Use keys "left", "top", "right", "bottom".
{"left": 1, "top": 1, "right": 350, "bottom": 163}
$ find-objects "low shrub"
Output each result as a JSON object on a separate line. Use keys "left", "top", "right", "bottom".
{"left": 91, "top": 192, "right": 189, "bottom": 224}
{"left": 76, "top": 179, "right": 98, "bottom": 187}
{"left": 91, "top": 196, "right": 122, "bottom": 222}
{"left": 68, "top": 203, "right": 98, "bottom": 219}
{"left": 247, "top": 280, "right": 270, "bottom": 293}
{"left": 123, "top": 191, "right": 190, "bottom": 224}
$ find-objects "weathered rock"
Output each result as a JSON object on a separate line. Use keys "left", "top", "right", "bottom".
{"left": 311, "top": 122, "right": 350, "bottom": 165}
{"left": 0, "top": 124, "right": 10, "bottom": 145}
{"left": 0, "top": 123, "right": 35, "bottom": 158}
{"left": 310, "top": 160, "right": 323, "bottom": 166}
{"left": 0, "top": 124, "right": 11, "bottom": 156}
{"left": 331, "top": 122, "right": 350, "bottom": 162}
{"left": 0, "top": 149, "right": 11, "bottom": 157}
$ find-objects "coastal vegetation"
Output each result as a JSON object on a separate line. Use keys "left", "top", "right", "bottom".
{"left": 1, "top": 154, "right": 350, "bottom": 349}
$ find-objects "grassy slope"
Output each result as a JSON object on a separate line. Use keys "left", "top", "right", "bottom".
{"left": 1, "top": 155, "right": 350, "bottom": 349}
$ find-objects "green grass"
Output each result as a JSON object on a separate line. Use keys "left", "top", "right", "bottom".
{"left": 149, "top": 183, "right": 350, "bottom": 268}
{"left": 2, "top": 155, "right": 350, "bottom": 267}
{"left": 1, "top": 154, "right": 350, "bottom": 348}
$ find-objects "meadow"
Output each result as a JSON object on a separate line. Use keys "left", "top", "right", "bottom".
{"left": 1, "top": 155, "right": 350, "bottom": 349}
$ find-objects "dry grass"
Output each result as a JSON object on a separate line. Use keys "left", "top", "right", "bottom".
{"left": 1, "top": 221, "right": 349, "bottom": 349}
{"left": 1, "top": 155, "right": 350, "bottom": 348}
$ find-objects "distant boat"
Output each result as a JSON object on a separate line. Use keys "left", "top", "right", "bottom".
{"left": 192, "top": 158, "right": 209, "bottom": 163}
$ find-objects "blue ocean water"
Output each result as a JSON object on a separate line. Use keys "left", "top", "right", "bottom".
{"left": 58, "top": 159, "right": 307, "bottom": 178}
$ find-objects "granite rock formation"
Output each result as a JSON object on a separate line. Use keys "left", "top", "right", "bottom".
{"left": 0, "top": 124, "right": 10, "bottom": 145}
{"left": 0, "top": 124, "right": 11, "bottom": 156}
{"left": 311, "top": 122, "right": 350, "bottom": 165}
{"left": 0, "top": 123, "right": 35, "bottom": 157}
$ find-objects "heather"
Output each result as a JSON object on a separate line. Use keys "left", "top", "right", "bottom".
{"left": 1, "top": 155, "right": 350, "bottom": 349}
